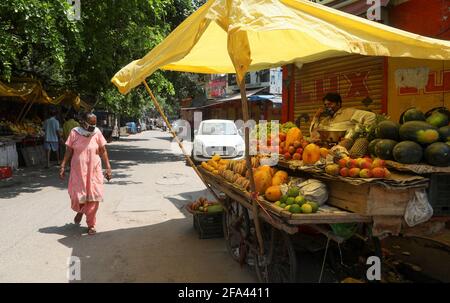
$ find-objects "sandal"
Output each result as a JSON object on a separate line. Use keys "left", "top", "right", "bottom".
{"left": 87, "top": 227, "right": 96, "bottom": 235}
{"left": 74, "top": 213, "right": 83, "bottom": 224}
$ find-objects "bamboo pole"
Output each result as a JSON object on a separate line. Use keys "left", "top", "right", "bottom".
{"left": 238, "top": 77, "right": 264, "bottom": 255}
{"left": 142, "top": 81, "right": 222, "bottom": 204}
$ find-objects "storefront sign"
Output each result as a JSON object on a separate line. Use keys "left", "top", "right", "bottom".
{"left": 206, "top": 76, "right": 227, "bottom": 98}
{"left": 388, "top": 57, "right": 450, "bottom": 122}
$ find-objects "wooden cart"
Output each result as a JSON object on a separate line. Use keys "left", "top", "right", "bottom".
{"left": 196, "top": 153, "right": 438, "bottom": 283}
{"left": 198, "top": 166, "right": 386, "bottom": 282}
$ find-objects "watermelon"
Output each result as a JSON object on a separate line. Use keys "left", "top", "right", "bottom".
{"left": 375, "top": 121, "right": 400, "bottom": 140}
{"left": 393, "top": 141, "right": 423, "bottom": 164}
{"left": 424, "top": 142, "right": 450, "bottom": 167}
{"left": 368, "top": 139, "right": 382, "bottom": 156}
{"left": 438, "top": 126, "right": 450, "bottom": 142}
{"left": 399, "top": 121, "right": 439, "bottom": 144}
{"left": 401, "top": 108, "right": 425, "bottom": 124}
{"left": 375, "top": 139, "right": 398, "bottom": 160}
{"left": 426, "top": 111, "right": 449, "bottom": 128}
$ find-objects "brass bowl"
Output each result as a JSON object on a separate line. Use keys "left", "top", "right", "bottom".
{"left": 317, "top": 130, "right": 347, "bottom": 143}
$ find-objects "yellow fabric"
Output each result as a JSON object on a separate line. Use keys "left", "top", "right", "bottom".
{"left": 0, "top": 78, "right": 91, "bottom": 110}
{"left": 111, "top": 0, "right": 450, "bottom": 95}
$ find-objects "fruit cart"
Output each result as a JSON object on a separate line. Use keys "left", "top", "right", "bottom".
{"left": 108, "top": 0, "right": 450, "bottom": 284}
{"left": 194, "top": 150, "right": 436, "bottom": 283}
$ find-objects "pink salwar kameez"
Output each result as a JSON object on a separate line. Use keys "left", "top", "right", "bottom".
{"left": 65, "top": 129, "right": 107, "bottom": 228}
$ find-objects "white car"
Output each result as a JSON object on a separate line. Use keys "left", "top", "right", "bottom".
{"left": 192, "top": 119, "right": 245, "bottom": 162}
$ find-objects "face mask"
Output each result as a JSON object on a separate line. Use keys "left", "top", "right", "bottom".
{"left": 84, "top": 123, "right": 96, "bottom": 133}
{"left": 324, "top": 107, "right": 335, "bottom": 116}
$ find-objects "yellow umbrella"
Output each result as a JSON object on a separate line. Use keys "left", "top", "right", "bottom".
{"left": 111, "top": 0, "right": 450, "bottom": 258}
{"left": 112, "top": 0, "right": 450, "bottom": 94}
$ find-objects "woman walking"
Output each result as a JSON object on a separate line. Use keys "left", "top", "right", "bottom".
{"left": 60, "top": 112, "right": 112, "bottom": 235}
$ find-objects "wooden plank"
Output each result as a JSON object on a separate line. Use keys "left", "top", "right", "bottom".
{"left": 327, "top": 181, "right": 369, "bottom": 213}
{"left": 287, "top": 216, "right": 371, "bottom": 225}
{"left": 366, "top": 186, "right": 413, "bottom": 216}
{"left": 199, "top": 166, "right": 372, "bottom": 225}
{"left": 326, "top": 179, "right": 419, "bottom": 216}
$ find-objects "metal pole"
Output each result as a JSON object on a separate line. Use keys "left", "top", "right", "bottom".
{"left": 142, "top": 81, "right": 222, "bottom": 204}
{"left": 238, "top": 77, "right": 264, "bottom": 255}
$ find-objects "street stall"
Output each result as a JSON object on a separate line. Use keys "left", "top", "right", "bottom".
{"left": 111, "top": 0, "right": 450, "bottom": 282}
{"left": 0, "top": 78, "right": 91, "bottom": 171}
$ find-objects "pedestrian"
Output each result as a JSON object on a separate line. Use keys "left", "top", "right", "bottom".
{"left": 59, "top": 112, "right": 112, "bottom": 235}
{"left": 63, "top": 111, "right": 80, "bottom": 142}
{"left": 43, "top": 107, "right": 63, "bottom": 168}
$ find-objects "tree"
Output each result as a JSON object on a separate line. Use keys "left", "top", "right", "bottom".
{"left": 0, "top": 0, "right": 83, "bottom": 90}
{"left": 0, "top": 0, "right": 204, "bottom": 118}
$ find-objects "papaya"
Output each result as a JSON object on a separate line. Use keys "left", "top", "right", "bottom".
{"left": 273, "top": 170, "right": 288, "bottom": 183}
{"left": 265, "top": 185, "right": 282, "bottom": 202}
{"left": 399, "top": 121, "right": 439, "bottom": 144}
{"left": 393, "top": 141, "right": 423, "bottom": 164}
{"left": 302, "top": 143, "right": 321, "bottom": 165}
{"left": 424, "top": 142, "right": 450, "bottom": 167}
{"left": 285, "top": 127, "right": 303, "bottom": 148}
{"left": 254, "top": 169, "right": 273, "bottom": 194}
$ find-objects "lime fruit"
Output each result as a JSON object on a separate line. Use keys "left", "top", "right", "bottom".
{"left": 295, "top": 195, "right": 306, "bottom": 205}
{"left": 286, "top": 197, "right": 295, "bottom": 205}
{"left": 289, "top": 204, "right": 302, "bottom": 213}
{"left": 301, "top": 203, "right": 313, "bottom": 214}
{"left": 280, "top": 195, "right": 289, "bottom": 204}
{"left": 287, "top": 186, "right": 300, "bottom": 197}
{"left": 307, "top": 201, "right": 319, "bottom": 213}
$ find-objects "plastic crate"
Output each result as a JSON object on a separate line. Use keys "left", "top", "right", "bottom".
{"left": 428, "top": 173, "right": 450, "bottom": 216}
{"left": 0, "top": 166, "right": 13, "bottom": 180}
{"left": 193, "top": 212, "right": 224, "bottom": 239}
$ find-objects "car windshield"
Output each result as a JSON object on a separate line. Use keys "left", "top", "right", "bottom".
{"left": 201, "top": 122, "right": 237, "bottom": 135}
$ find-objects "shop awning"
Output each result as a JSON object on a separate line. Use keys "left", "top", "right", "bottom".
{"left": 0, "top": 78, "right": 92, "bottom": 111}
{"left": 248, "top": 94, "right": 282, "bottom": 104}
{"left": 181, "top": 87, "right": 265, "bottom": 110}
{"left": 111, "top": 0, "right": 450, "bottom": 95}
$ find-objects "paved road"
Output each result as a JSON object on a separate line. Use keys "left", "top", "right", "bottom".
{"left": 0, "top": 130, "right": 256, "bottom": 282}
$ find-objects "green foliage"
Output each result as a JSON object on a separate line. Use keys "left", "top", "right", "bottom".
{"left": 0, "top": 0, "right": 83, "bottom": 88}
{"left": 0, "top": 0, "right": 203, "bottom": 118}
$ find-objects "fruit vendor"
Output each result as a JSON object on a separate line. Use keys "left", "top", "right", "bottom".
{"left": 309, "top": 92, "right": 376, "bottom": 143}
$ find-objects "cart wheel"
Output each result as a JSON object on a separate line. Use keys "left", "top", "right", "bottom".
{"left": 223, "top": 201, "right": 251, "bottom": 263}
{"left": 254, "top": 224, "right": 297, "bottom": 283}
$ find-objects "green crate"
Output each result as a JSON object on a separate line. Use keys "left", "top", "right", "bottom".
{"left": 428, "top": 173, "right": 450, "bottom": 216}
{"left": 193, "top": 211, "right": 224, "bottom": 239}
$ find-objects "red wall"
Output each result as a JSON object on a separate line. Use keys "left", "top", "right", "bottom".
{"left": 389, "top": 0, "right": 449, "bottom": 39}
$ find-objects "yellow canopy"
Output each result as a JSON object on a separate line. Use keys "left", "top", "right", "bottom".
{"left": 111, "top": 0, "right": 450, "bottom": 95}
{"left": 0, "top": 78, "right": 91, "bottom": 111}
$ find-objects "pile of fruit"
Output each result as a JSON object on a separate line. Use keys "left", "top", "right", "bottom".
{"left": 278, "top": 124, "right": 328, "bottom": 164}
{"left": 200, "top": 154, "right": 230, "bottom": 175}
{"left": 0, "top": 119, "right": 44, "bottom": 137}
{"left": 325, "top": 157, "right": 390, "bottom": 179}
{"left": 202, "top": 154, "right": 263, "bottom": 191}
{"left": 190, "top": 197, "right": 223, "bottom": 213}
{"left": 272, "top": 186, "right": 319, "bottom": 214}
{"left": 202, "top": 154, "right": 293, "bottom": 196}
{"left": 369, "top": 107, "right": 450, "bottom": 167}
